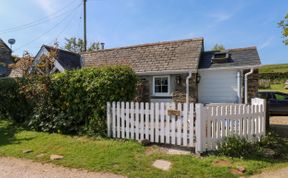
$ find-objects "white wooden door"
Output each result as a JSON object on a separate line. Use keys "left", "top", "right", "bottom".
{"left": 198, "top": 70, "right": 239, "bottom": 103}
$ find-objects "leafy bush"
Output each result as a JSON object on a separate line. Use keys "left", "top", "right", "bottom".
{"left": 0, "top": 78, "right": 32, "bottom": 122}
{"left": 259, "top": 79, "right": 271, "bottom": 89}
{"left": 259, "top": 72, "right": 288, "bottom": 80}
{"left": 217, "top": 135, "right": 261, "bottom": 158}
{"left": 27, "top": 66, "right": 137, "bottom": 136}
{"left": 217, "top": 133, "right": 288, "bottom": 159}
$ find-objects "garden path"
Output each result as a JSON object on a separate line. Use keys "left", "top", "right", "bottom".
{"left": 0, "top": 157, "right": 126, "bottom": 178}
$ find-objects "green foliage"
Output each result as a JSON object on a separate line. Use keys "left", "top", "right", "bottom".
{"left": 27, "top": 66, "right": 137, "bottom": 135}
{"left": 211, "top": 44, "right": 225, "bottom": 51}
{"left": 0, "top": 66, "right": 137, "bottom": 136}
{"left": 64, "top": 37, "right": 102, "bottom": 53}
{"left": 0, "top": 78, "right": 32, "bottom": 122}
{"left": 278, "top": 13, "right": 288, "bottom": 45}
{"left": 1, "top": 119, "right": 280, "bottom": 178}
{"left": 217, "top": 133, "right": 288, "bottom": 159}
{"left": 217, "top": 135, "right": 261, "bottom": 158}
{"left": 259, "top": 64, "right": 288, "bottom": 74}
{"left": 259, "top": 79, "right": 271, "bottom": 89}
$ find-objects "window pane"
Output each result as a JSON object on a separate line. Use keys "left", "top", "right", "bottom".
{"left": 155, "top": 86, "right": 161, "bottom": 93}
{"left": 161, "top": 86, "right": 168, "bottom": 93}
{"left": 161, "top": 78, "right": 168, "bottom": 85}
{"left": 155, "top": 78, "right": 161, "bottom": 86}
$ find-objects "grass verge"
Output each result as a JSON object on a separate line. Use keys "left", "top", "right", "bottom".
{"left": 0, "top": 119, "right": 288, "bottom": 178}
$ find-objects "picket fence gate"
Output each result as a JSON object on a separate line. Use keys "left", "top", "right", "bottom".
{"left": 107, "top": 98, "right": 266, "bottom": 153}
{"left": 106, "top": 102, "right": 195, "bottom": 147}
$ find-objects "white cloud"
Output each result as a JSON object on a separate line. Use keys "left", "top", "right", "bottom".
{"left": 33, "top": 0, "right": 59, "bottom": 16}
{"left": 259, "top": 37, "right": 274, "bottom": 49}
{"left": 210, "top": 13, "right": 233, "bottom": 23}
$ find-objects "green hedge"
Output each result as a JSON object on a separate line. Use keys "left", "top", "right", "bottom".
{"left": 259, "top": 72, "right": 288, "bottom": 80}
{"left": 0, "top": 66, "right": 137, "bottom": 136}
{"left": 0, "top": 78, "right": 32, "bottom": 122}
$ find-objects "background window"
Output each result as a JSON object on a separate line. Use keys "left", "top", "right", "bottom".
{"left": 153, "top": 76, "right": 169, "bottom": 95}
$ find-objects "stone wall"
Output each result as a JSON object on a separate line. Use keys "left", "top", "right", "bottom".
{"left": 135, "top": 73, "right": 198, "bottom": 103}
{"left": 244, "top": 69, "right": 259, "bottom": 103}
{"left": 135, "top": 78, "right": 150, "bottom": 102}
{"left": 172, "top": 73, "right": 198, "bottom": 103}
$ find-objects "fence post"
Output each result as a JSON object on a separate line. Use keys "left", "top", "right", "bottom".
{"left": 107, "top": 102, "right": 111, "bottom": 137}
{"left": 195, "top": 103, "right": 205, "bottom": 154}
{"left": 263, "top": 99, "right": 267, "bottom": 135}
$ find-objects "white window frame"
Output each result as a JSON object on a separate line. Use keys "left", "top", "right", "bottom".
{"left": 152, "top": 75, "right": 170, "bottom": 96}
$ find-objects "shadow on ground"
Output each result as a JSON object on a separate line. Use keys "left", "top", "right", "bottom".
{"left": 0, "top": 120, "right": 33, "bottom": 146}
{"left": 270, "top": 125, "right": 288, "bottom": 138}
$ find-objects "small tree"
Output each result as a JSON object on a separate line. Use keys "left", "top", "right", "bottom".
{"left": 212, "top": 44, "right": 225, "bottom": 51}
{"left": 64, "top": 37, "right": 101, "bottom": 53}
{"left": 279, "top": 13, "right": 288, "bottom": 45}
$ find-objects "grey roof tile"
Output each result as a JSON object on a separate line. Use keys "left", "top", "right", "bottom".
{"left": 199, "top": 47, "right": 261, "bottom": 69}
{"left": 81, "top": 38, "right": 204, "bottom": 73}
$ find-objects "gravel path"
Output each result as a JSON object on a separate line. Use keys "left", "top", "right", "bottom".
{"left": 270, "top": 116, "right": 288, "bottom": 125}
{"left": 250, "top": 167, "right": 288, "bottom": 178}
{"left": 0, "top": 157, "right": 126, "bottom": 178}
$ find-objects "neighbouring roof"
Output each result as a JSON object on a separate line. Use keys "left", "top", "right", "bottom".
{"left": 199, "top": 47, "right": 261, "bottom": 69}
{"left": 43, "top": 45, "right": 81, "bottom": 70}
{"left": 0, "top": 39, "right": 13, "bottom": 77}
{"left": 81, "top": 38, "right": 204, "bottom": 73}
{"left": 0, "top": 38, "right": 12, "bottom": 53}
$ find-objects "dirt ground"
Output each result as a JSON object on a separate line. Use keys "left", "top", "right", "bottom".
{"left": 0, "top": 157, "right": 126, "bottom": 178}
{"left": 250, "top": 167, "right": 288, "bottom": 178}
{"left": 270, "top": 116, "right": 288, "bottom": 125}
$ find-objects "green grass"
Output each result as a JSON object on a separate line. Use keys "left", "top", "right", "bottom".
{"left": 260, "top": 64, "right": 288, "bottom": 74}
{"left": 260, "top": 83, "right": 288, "bottom": 93}
{"left": 0, "top": 120, "right": 287, "bottom": 178}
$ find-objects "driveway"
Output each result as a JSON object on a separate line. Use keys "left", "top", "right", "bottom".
{"left": 0, "top": 157, "right": 125, "bottom": 178}
{"left": 270, "top": 116, "right": 288, "bottom": 137}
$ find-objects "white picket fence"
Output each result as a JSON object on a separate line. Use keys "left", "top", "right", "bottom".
{"left": 195, "top": 98, "right": 266, "bottom": 152}
{"left": 107, "top": 98, "right": 266, "bottom": 153}
{"left": 106, "top": 102, "right": 195, "bottom": 147}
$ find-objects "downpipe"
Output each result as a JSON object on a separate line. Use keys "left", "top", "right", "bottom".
{"left": 245, "top": 68, "right": 254, "bottom": 104}
{"left": 186, "top": 71, "right": 192, "bottom": 104}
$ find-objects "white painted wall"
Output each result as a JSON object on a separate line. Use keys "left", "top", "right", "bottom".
{"left": 198, "top": 70, "right": 239, "bottom": 103}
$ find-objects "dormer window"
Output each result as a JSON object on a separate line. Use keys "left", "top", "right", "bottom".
{"left": 212, "top": 52, "right": 230, "bottom": 63}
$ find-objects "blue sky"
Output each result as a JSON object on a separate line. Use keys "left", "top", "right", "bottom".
{"left": 0, "top": 0, "right": 287, "bottom": 64}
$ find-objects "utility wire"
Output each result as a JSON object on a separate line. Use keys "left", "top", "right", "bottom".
{"left": 50, "top": 4, "right": 82, "bottom": 44}
{"left": 0, "top": 0, "right": 79, "bottom": 34}
{"left": 14, "top": 4, "right": 82, "bottom": 52}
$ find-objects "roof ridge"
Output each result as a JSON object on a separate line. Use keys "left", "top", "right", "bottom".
{"left": 43, "top": 45, "right": 80, "bottom": 56}
{"left": 204, "top": 46, "right": 257, "bottom": 53}
{"left": 81, "top": 37, "right": 204, "bottom": 54}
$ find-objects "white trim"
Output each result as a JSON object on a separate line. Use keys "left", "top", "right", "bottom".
{"left": 54, "top": 60, "right": 65, "bottom": 72}
{"left": 152, "top": 75, "right": 171, "bottom": 97}
{"left": 198, "top": 65, "right": 261, "bottom": 71}
{"left": 136, "top": 69, "right": 197, "bottom": 76}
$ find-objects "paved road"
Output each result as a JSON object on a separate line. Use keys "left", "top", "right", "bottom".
{"left": 0, "top": 157, "right": 125, "bottom": 178}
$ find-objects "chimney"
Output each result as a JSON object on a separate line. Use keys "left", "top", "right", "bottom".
{"left": 100, "top": 43, "right": 105, "bottom": 50}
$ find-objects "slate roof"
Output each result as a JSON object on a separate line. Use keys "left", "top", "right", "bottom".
{"left": 0, "top": 39, "right": 12, "bottom": 53}
{"left": 81, "top": 38, "right": 204, "bottom": 73}
{"left": 43, "top": 45, "right": 81, "bottom": 70}
{"left": 0, "top": 39, "right": 13, "bottom": 77}
{"left": 199, "top": 47, "right": 261, "bottom": 69}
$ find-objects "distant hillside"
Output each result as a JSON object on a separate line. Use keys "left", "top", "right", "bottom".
{"left": 259, "top": 64, "right": 288, "bottom": 74}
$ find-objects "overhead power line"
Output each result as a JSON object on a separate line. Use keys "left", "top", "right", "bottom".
{"left": 0, "top": 0, "right": 80, "bottom": 34}
{"left": 14, "top": 3, "right": 82, "bottom": 52}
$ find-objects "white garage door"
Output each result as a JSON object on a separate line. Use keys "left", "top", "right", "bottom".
{"left": 198, "top": 70, "right": 239, "bottom": 103}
